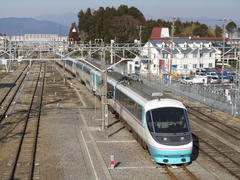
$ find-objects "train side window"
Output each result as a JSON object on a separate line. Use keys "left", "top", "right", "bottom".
{"left": 128, "top": 98, "right": 134, "bottom": 114}
{"left": 122, "top": 92, "right": 126, "bottom": 107}
{"left": 146, "top": 111, "right": 154, "bottom": 132}
{"left": 137, "top": 105, "right": 142, "bottom": 121}
{"left": 134, "top": 103, "right": 137, "bottom": 119}
{"left": 116, "top": 89, "right": 142, "bottom": 122}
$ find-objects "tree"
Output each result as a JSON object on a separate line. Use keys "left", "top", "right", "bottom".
{"left": 174, "top": 19, "right": 183, "bottom": 36}
{"left": 226, "top": 21, "right": 237, "bottom": 33}
{"left": 226, "top": 21, "right": 237, "bottom": 38}
{"left": 117, "top": 5, "right": 129, "bottom": 16}
{"left": 193, "top": 24, "right": 208, "bottom": 37}
{"left": 214, "top": 25, "right": 222, "bottom": 37}
{"left": 77, "top": 5, "right": 218, "bottom": 43}
{"left": 128, "top": 6, "right": 145, "bottom": 22}
{"left": 110, "top": 15, "right": 140, "bottom": 42}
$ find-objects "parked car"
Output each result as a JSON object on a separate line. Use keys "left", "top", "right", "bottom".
{"left": 217, "top": 72, "right": 227, "bottom": 78}
{"left": 207, "top": 76, "right": 220, "bottom": 84}
{"left": 196, "top": 72, "right": 206, "bottom": 76}
{"left": 225, "top": 72, "right": 236, "bottom": 82}
{"left": 180, "top": 76, "right": 193, "bottom": 84}
{"left": 217, "top": 73, "right": 231, "bottom": 83}
{"left": 205, "top": 68, "right": 218, "bottom": 73}
{"left": 206, "top": 72, "right": 218, "bottom": 78}
{"left": 192, "top": 76, "right": 207, "bottom": 84}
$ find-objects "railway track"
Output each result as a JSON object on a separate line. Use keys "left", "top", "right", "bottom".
{"left": 162, "top": 164, "right": 198, "bottom": 180}
{"left": 0, "top": 64, "right": 29, "bottom": 124}
{"left": 0, "top": 63, "right": 45, "bottom": 180}
{"left": 188, "top": 106, "right": 240, "bottom": 179}
{"left": 194, "top": 134, "right": 240, "bottom": 179}
{"left": 187, "top": 106, "right": 240, "bottom": 141}
{"left": 0, "top": 64, "right": 29, "bottom": 107}
{"left": 10, "top": 63, "right": 45, "bottom": 180}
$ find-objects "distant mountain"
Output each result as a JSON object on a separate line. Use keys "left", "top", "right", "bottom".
{"left": 0, "top": 17, "right": 69, "bottom": 36}
{"left": 36, "top": 12, "right": 78, "bottom": 27}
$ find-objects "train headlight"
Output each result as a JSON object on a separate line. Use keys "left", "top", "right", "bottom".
{"left": 180, "top": 137, "right": 185, "bottom": 141}
{"left": 163, "top": 137, "right": 168, "bottom": 141}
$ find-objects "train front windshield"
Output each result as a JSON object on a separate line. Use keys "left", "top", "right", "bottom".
{"left": 146, "top": 107, "right": 189, "bottom": 133}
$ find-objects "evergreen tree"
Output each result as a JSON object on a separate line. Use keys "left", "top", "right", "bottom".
{"left": 226, "top": 21, "right": 237, "bottom": 33}
{"left": 214, "top": 25, "right": 222, "bottom": 37}
{"left": 193, "top": 24, "right": 208, "bottom": 37}
{"left": 77, "top": 4, "right": 218, "bottom": 43}
{"left": 226, "top": 21, "right": 237, "bottom": 38}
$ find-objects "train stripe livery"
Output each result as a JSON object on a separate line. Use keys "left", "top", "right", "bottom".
{"left": 58, "top": 58, "right": 193, "bottom": 165}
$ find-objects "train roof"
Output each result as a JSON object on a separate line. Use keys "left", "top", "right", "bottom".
{"left": 108, "top": 71, "right": 163, "bottom": 101}
{"left": 66, "top": 58, "right": 185, "bottom": 110}
{"left": 108, "top": 72, "right": 185, "bottom": 110}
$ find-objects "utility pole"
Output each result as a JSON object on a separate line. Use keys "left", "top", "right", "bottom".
{"left": 148, "top": 40, "right": 151, "bottom": 84}
{"left": 137, "top": 25, "right": 144, "bottom": 79}
{"left": 101, "top": 41, "right": 108, "bottom": 130}
{"left": 110, "top": 40, "right": 114, "bottom": 64}
{"left": 169, "top": 17, "right": 176, "bottom": 83}
{"left": 8, "top": 36, "right": 12, "bottom": 72}
{"left": 139, "top": 25, "right": 142, "bottom": 45}
{"left": 221, "top": 18, "right": 227, "bottom": 83}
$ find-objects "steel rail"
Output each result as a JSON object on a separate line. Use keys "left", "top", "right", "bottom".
{"left": 0, "top": 64, "right": 28, "bottom": 107}
{"left": 181, "top": 165, "right": 198, "bottom": 180}
{"left": 188, "top": 106, "right": 240, "bottom": 134}
{"left": 188, "top": 109, "right": 240, "bottom": 141}
{"left": 196, "top": 135, "right": 240, "bottom": 179}
{"left": 0, "top": 67, "right": 29, "bottom": 124}
{"left": 10, "top": 64, "right": 42, "bottom": 180}
{"left": 30, "top": 63, "right": 45, "bottom": 179}
{"left": 163, "top": 165, "right": 178, "bottom": 180}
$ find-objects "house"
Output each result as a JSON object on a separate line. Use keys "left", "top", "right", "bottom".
{"left": 68, "top": 22, "right": 80, "bottom": 45}
{"left": 128, "top": 27, "right": 223, "bottom": 76}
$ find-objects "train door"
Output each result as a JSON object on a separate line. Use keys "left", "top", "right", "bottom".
{"left": 141, "top": 106, "right": 147, "bottom": 142}
{"left": 91, "top": 72, "right": 96, "bottom": 93}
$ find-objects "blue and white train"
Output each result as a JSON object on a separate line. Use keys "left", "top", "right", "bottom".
{"left": 58, "top": 58, "right": 193, "bottom": 165}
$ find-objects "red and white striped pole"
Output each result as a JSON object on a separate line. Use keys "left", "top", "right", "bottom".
{"left": 110, "top": 155, "right": 115, "bottom": 169}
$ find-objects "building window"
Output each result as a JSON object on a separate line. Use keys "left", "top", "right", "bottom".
{"left": 183, "top": 64, "right": 188, "bottom": 69}
{"left": 193, "top": 53, "right": 197, "bottom": 58}
{"left": 209, "top": 63, "right": 212, "bottom": 68}
{"left": 209, "top": 52, "right": 213, "bottom": 57}
{"left": 193, "top": 64, "right": 197, "bottom": 68}
{"left": 184, "top": 54, "right": 188, "bottom": 58}
{"left": 200, "top": 63, "right": 204, "bottom": 68}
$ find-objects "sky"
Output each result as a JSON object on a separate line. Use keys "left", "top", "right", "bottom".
{"left": 0, "top": 0, "right": 240, "bottom": 22}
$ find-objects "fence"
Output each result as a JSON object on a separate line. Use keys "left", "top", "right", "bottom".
{"left": 143, "top": 74, "right": 240, "bottom": 118}
{"left": 113, "top": 66, "right": 240, "bottom": 117}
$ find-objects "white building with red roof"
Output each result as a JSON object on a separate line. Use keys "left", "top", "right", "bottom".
{"left": 128, "top": 27, "right": 222, "bottom": 76}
